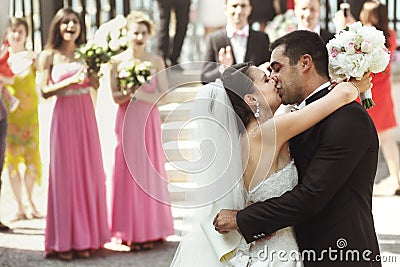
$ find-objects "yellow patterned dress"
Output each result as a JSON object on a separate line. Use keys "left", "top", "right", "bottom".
{"left": 5, "top": 64, "right": 41, "bottom": 184}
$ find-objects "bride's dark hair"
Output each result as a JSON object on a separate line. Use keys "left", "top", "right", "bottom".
{"left": 221, "top": 62, "right": 256, "bottom": 134}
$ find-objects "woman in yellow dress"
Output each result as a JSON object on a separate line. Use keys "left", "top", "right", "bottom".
{"left": 5, "top": 17, "right": 42, "bottom": 221}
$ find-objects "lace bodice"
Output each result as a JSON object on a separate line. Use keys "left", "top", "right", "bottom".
{"left": 247, "top": 161, "right": 298, "bottom": 203}
{"left": 228, "top": 161, "right": 302, "bottom": 267}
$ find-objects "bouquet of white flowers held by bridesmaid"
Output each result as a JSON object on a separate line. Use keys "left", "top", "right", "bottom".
{"left": 75, "top": 15, "right": 129, "bottom": 76}
{"left": 117, "top": 60, "right": 153, "bottom": 96}
{"left": 93, "top": 15, "right": 128, "bottom": 56}
{"left": 75, "top": 41, "right": 111, "bottom": 75}
{"left": 326, "top": 21, "right": 390, "bottom": 109}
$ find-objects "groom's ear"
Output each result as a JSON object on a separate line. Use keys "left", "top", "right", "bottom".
{"left": 300, "top": 54, "right": 312, "bottom": 70}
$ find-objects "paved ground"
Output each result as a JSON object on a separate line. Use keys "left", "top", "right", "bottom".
{"left": 0, "top": 182, "right": 400, "bottom": 267}
{"left": 0, "top": 127, "right": 399, "bottom": 267}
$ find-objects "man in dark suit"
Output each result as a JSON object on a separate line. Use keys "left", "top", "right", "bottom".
{"left": 201, "top": 0, "right": 271, "bottom": 84}
{"left": 156, "top": 0, "right": 191, "bottom": 67}
{"left": 294, "top": 0, "right": 334, "bottom": 44}
{"left": 214, "top": 31, "right": 381, "bottom": 266}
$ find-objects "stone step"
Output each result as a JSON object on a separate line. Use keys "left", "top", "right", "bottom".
{"left": 168, "top": 181, "right": 196, "bottom": 192}
{"left": 165, "top": 160, "right": 199, "bottom": 183}
{"left": 170, "top": 192, "right": 185, "bottom": 202}
{"left": 165, "top": 65, "right": 202, "bottom": 86}
{"left": 159, "top": 102, "right": 194, "bottom": 122}
{"left": 163, "top": 140, "right": 196, "bottom": 162}
{"left": 162, "top": 121, "right": 194, "bottom": 142}
{"left": 162, "top": 86, "right": 199, "bottom": 104}
{"left": 168, "top": 181, "right": 197, "bottom": 202}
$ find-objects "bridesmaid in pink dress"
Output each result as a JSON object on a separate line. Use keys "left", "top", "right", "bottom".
{"left": 37, "top": 8, "right": 110, "bottom": 260}
{"left": 109, "top": 11, "right": 174, "bottom": 251}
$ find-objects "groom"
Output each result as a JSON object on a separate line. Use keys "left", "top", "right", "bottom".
{"left": 214, "top": 30, "right": 381, "bottom": 266}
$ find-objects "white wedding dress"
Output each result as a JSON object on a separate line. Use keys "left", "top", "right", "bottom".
{"left": 170, "top": 80, "right": 303, "bottom": 267}
{"left": 227, "top": 161, "right": 303, "bottom": 267}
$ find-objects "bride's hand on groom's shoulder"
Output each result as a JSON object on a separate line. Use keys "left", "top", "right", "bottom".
{"left": 329, "top": 77, "right": 345, "bottom": 90}
{"left": 213, "top": 209, "right": 239, "bottom": 234}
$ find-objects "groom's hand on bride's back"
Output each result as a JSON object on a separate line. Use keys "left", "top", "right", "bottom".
{"left": 213, "top": 209, "right": 239, "bottom": 234}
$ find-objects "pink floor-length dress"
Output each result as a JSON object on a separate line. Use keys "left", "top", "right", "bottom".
{"left": 110, "top": 78, "right": 174, "bottom": 243}
{"left": 45, "top": 62, "right": 110, "bottom": 252}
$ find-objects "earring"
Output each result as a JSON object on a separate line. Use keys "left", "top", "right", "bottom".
{"left": 254, "top": 102, "right": 260, "bottom": 118}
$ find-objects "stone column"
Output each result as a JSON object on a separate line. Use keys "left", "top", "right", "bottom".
{"left": 0, "top": 0, "right": 10, "bottom": 39}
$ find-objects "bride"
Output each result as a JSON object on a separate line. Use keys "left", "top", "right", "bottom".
{"left": 171, "top": 62, "right": 369, "bottom": 266}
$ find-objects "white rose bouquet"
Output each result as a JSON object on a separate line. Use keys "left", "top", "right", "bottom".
{"left": 117, "top": 60, "right": 153, "bottom": 96}
{"left": 93, "top": 15, "right": 128, "bottom": 57}
{"left": 75, "top": 41, "right": 111, "bottom": 75}
{"left": 326, "top": 21, "right": 390, "bottom": 109}
{"left": 75, "top": 15, "right": 129, "bottom": 76}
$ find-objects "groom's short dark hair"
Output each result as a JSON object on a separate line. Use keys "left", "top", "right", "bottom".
{"left": 270, "top": 30, "right": 329, "bottom": 78}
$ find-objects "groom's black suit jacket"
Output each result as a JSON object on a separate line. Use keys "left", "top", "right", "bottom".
{"left": 200, "top": 29, "right": 271, "bottom": 84}
{"left": 320, "top": 29, "right": 334, "bottom": 44}
{"left": 237, "top": 88, "right": 381, "bottom": 266}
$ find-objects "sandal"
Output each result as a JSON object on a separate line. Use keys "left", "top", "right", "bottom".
{"left": 130, "top": 243, "right": 142, "bottom": 252}
{"left": 43, "top": 250, "right": 57, "bottom": 259}
{"left": 140, "top": 242, "right": 154, "bottom": 251}
{"left": 31, "top": 211, "right": 45, "bottom": 219}
{"left": 58, "top": 251, "right": 73, "bottom": 261}
{"left": 75, "top": 249, "right": 91, "bottom": 258}
{"left": 10, "top": 213, "right": 28, "bottom": 222}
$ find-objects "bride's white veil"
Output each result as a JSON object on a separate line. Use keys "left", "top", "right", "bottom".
{"left": 170, "top": 79, "right": 246, "bottom": 266}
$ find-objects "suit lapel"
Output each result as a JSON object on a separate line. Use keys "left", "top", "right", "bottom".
{"left": 290, "top": 87, "right": 330, "bottom": 181}
{"left": 244, "top": 29, "right": 253, "bottom": 62}
{"left": 305, "top": 87, "right": 330, "bottom": 105}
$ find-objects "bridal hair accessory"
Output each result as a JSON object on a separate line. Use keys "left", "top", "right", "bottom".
{"left": 254, "top": 101, "right": 260, "bottom": 118}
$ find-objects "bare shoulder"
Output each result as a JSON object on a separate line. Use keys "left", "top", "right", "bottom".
{"left": 38, "top": 49, "right": 55, "bottom": 68}
{"left": 38, "top": 49, "right": 53, "bottom": 60}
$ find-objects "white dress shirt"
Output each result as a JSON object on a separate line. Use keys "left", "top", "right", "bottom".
{"left": 298, "top": 24, "right": 321, "bottom": 36}
{"left": 226, "top": 24, "right": 249, "bottom": 64}
{"left": 297, "top": 81, "right": 331, "bottom": 109}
